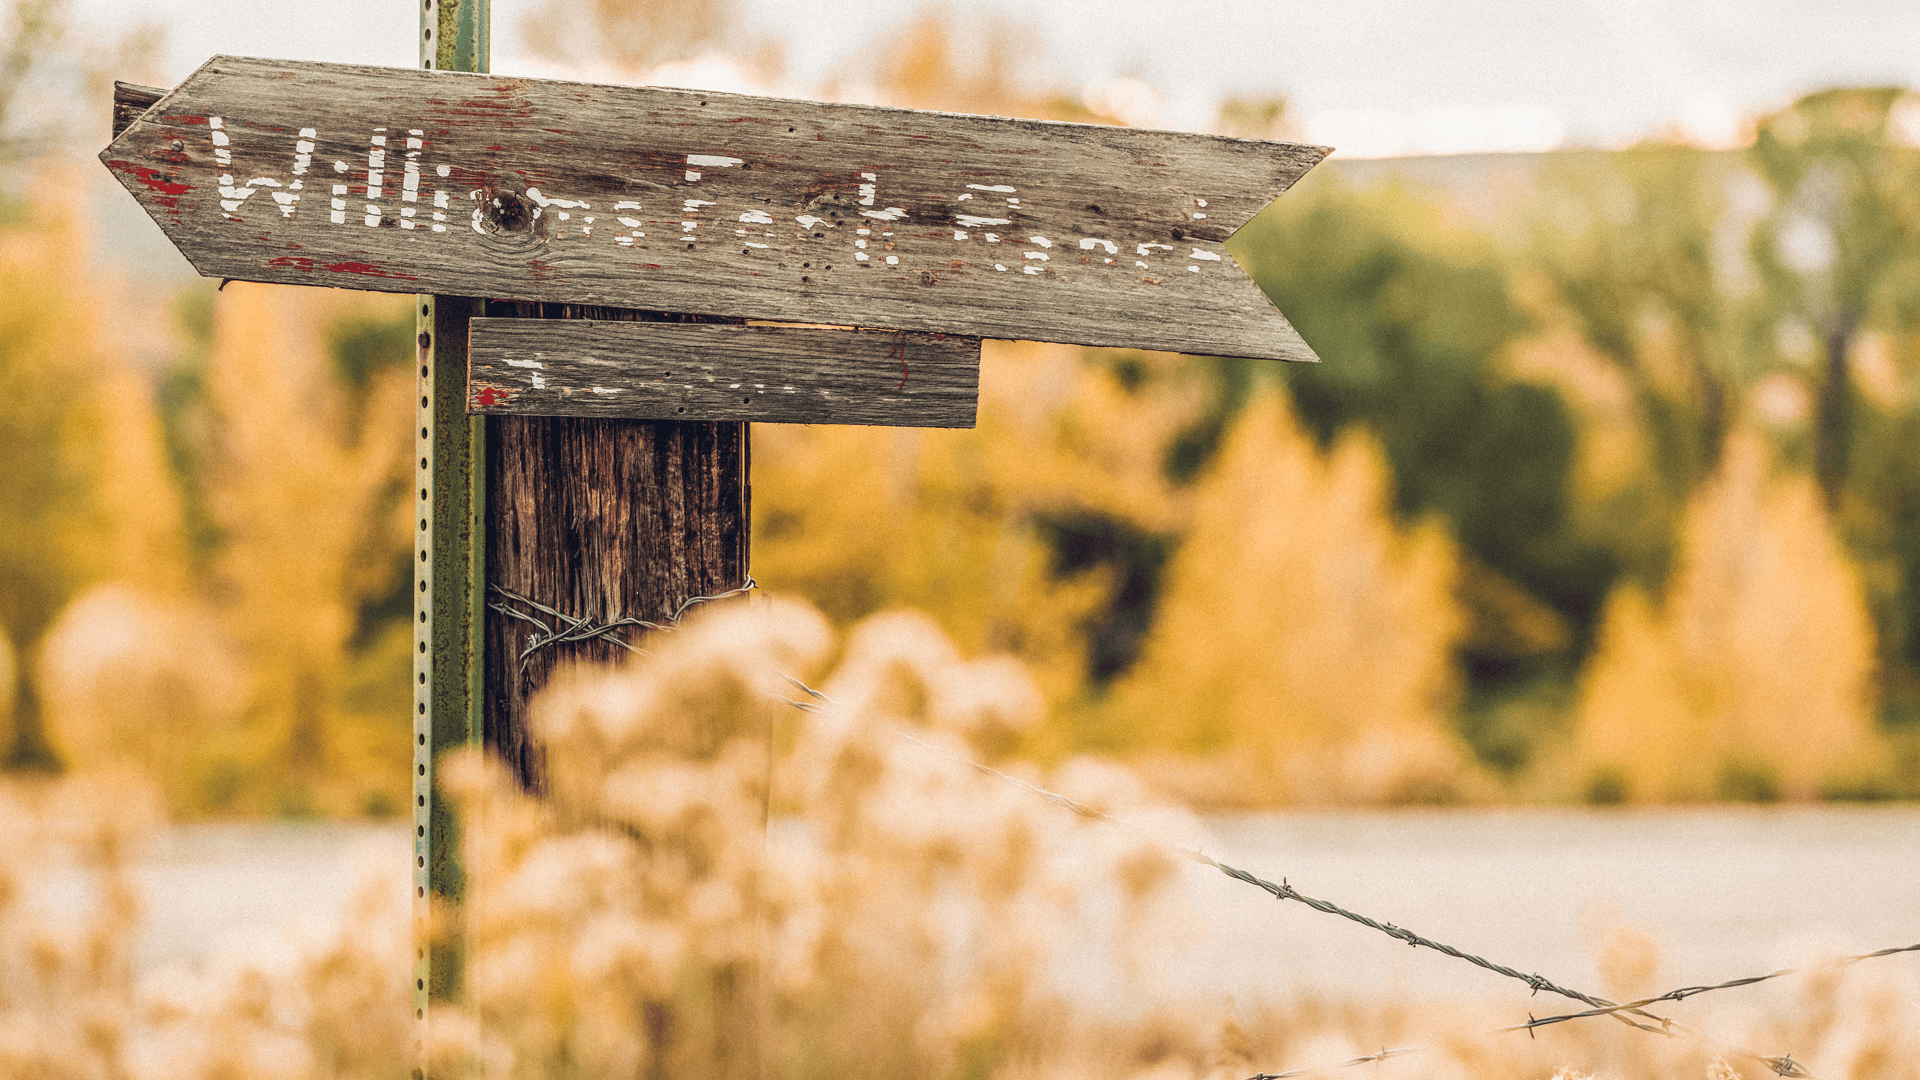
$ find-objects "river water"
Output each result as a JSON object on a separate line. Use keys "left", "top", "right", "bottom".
{"left": 31, "top": 806, "right": 1917, "bottom": 1006}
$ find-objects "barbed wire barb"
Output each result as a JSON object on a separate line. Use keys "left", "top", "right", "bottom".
{"left": 487, "top": 577, "right": 756, "bottom": 667}
{"left": 1509, "top": 942, "right": 1920, "bottom": 1033}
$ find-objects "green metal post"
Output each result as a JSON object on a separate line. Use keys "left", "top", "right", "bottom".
{"left": 414, "top": 0, "right": 488, "bottom": 1062}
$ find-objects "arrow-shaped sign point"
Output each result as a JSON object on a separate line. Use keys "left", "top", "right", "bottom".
{"left": 105, "top": 56, "right": 1327, "bottom": 362}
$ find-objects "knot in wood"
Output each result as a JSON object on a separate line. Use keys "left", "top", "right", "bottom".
{"left": 484, "top": 188, "right": 537, "bottom": 234}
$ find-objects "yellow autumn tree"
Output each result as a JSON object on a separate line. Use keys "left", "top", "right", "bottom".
{"left": 751, "top": 340, "right": 1196, "bottom": 716}
{"left": 1103, "top": 390, "right": 1468, "bottom": 805}
{"left": 0, "top": 177, "right": 109, "bottom": 768}
{"left": 40, "top": 280, "right": 415, "bottom": 815}
{"left": 5, "top": 162, "right": 218, "bottom": 788}
{"left": 37, "top": 283, "right": 217, "bottom": 799}
{"left": 185, "top": 283, "right": 415, "bottom": 816}
{"left": 1571, "top": 433, "right": 1880, "bottom": 801}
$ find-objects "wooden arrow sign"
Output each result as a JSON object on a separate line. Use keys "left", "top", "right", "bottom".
{"left": 103, "top": 56, "right": 1327, "bottom": 362}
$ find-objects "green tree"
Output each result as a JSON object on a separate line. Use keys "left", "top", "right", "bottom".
{"left": 1749, "top": 87, "right": 1920, "bottom": 509}
{"left": 1534, "top": 144, "right": 1741, "bottom": 512}
{"left": 1747, "top": 88, "right": 1920, "bottom": 733}
{"left": 1223, "top": 174, "right": 1604, "bottom": 771}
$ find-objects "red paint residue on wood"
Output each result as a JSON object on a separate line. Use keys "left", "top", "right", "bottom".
{"left": 268, "top": 255, "right": 316, "bottom": 271}
{"left": 106, "top": 160, "right": 191, "bottom": 195}
{"left": 324, "top": 261, "right": 419, "bottom": 280}
{"left": 105, "top": 160, "right": 191, "bottom": 208}
{"left": 175, "top": 115, "right": 208, "bottom": 125}
{"left": 474, "top": 385, "right": 512, "bottom": 407}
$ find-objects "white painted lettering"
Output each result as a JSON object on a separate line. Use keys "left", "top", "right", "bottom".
{"left": 527, "top": 188, "right": 589, "bottom": 209}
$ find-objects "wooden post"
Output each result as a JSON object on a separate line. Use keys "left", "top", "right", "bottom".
{"left": 481, "top": 304, "right": 749, "bottom": 792}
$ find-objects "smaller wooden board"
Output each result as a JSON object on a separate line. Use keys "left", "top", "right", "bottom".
{"left": 467, "top": 320, "right": 979, "bottom": 428}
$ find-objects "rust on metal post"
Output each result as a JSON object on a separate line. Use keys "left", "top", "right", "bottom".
{"left": 414, "top": 0, "right": 488, "bottom": 1057}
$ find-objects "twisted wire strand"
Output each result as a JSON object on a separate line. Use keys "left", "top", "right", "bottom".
{"left": 773, "top": 678, "right": 1899, "bottom": 1079}
{"left": 1509, "top": 942, "right": 1920, "bottom": 1032}
{"left": 488, "top": 578, "right": 757, "bottom": 666}
{"left": 879, "top": 725, "right": 1669, "bottom": 1033}
{"left": 1245, "top": 1045, "right": 1421, "bottom": 1079}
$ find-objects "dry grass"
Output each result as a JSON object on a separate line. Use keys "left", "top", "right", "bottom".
{"left": 3, "top": 600, "right": 1916, "bottom": 1080}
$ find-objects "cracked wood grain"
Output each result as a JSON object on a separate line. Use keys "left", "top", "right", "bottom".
{"left": 102, "top": 55, "right": 1327, "bottom": 362}
{"left": 468, "top": 320, "right": 978, "bottom": 428}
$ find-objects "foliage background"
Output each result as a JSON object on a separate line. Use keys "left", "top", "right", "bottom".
{"left": 2, "top": 0, "right": 1918, "bottom": 813}
{"left": 0, "top": 4, "right": 1917, "bottom": 1080}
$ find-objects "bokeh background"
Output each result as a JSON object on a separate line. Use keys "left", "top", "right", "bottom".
{"left": 6, "top": 0, "right": 1919, "bottom": 814}
{"left": 4, "top": 4, "right": 1920, "bottom": 1079}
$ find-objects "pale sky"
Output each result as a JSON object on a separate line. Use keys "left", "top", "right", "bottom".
{"left": 67, "top": 0, "right": 1920, "bottom": 156}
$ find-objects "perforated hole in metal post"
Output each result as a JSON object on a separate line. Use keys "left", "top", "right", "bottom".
{"left": 412, "top": 293, "right": 433, "bottom": 1045}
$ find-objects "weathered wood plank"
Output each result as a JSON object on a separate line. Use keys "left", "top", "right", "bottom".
{"left": 468, "top": 320, "right": 978, "bottom": 428}
{"left": 112, "top": 82, "right": 166, "bottom": 139}
{"left": 101, "top": 56, "right": 1327, "bottom": 362}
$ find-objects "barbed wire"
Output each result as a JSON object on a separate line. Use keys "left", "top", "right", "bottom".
{"left": 1252, "top": 1044, "right": 1810, "bottom": 1080}
{"left": 877, "top": 720, "right": 1672, "bottom": 1034}
{"left": 1245, "top": 1045, "right": 1421, "bottom": 1078}
{"left": 487, "top": 578, "right": 757, "bottom": 666}
{"left": 774, "top": 676, "right": 1919, "bottom": 1079}
{"left": 1509, "top": 942, "right": 1920, "bottom": 1033}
